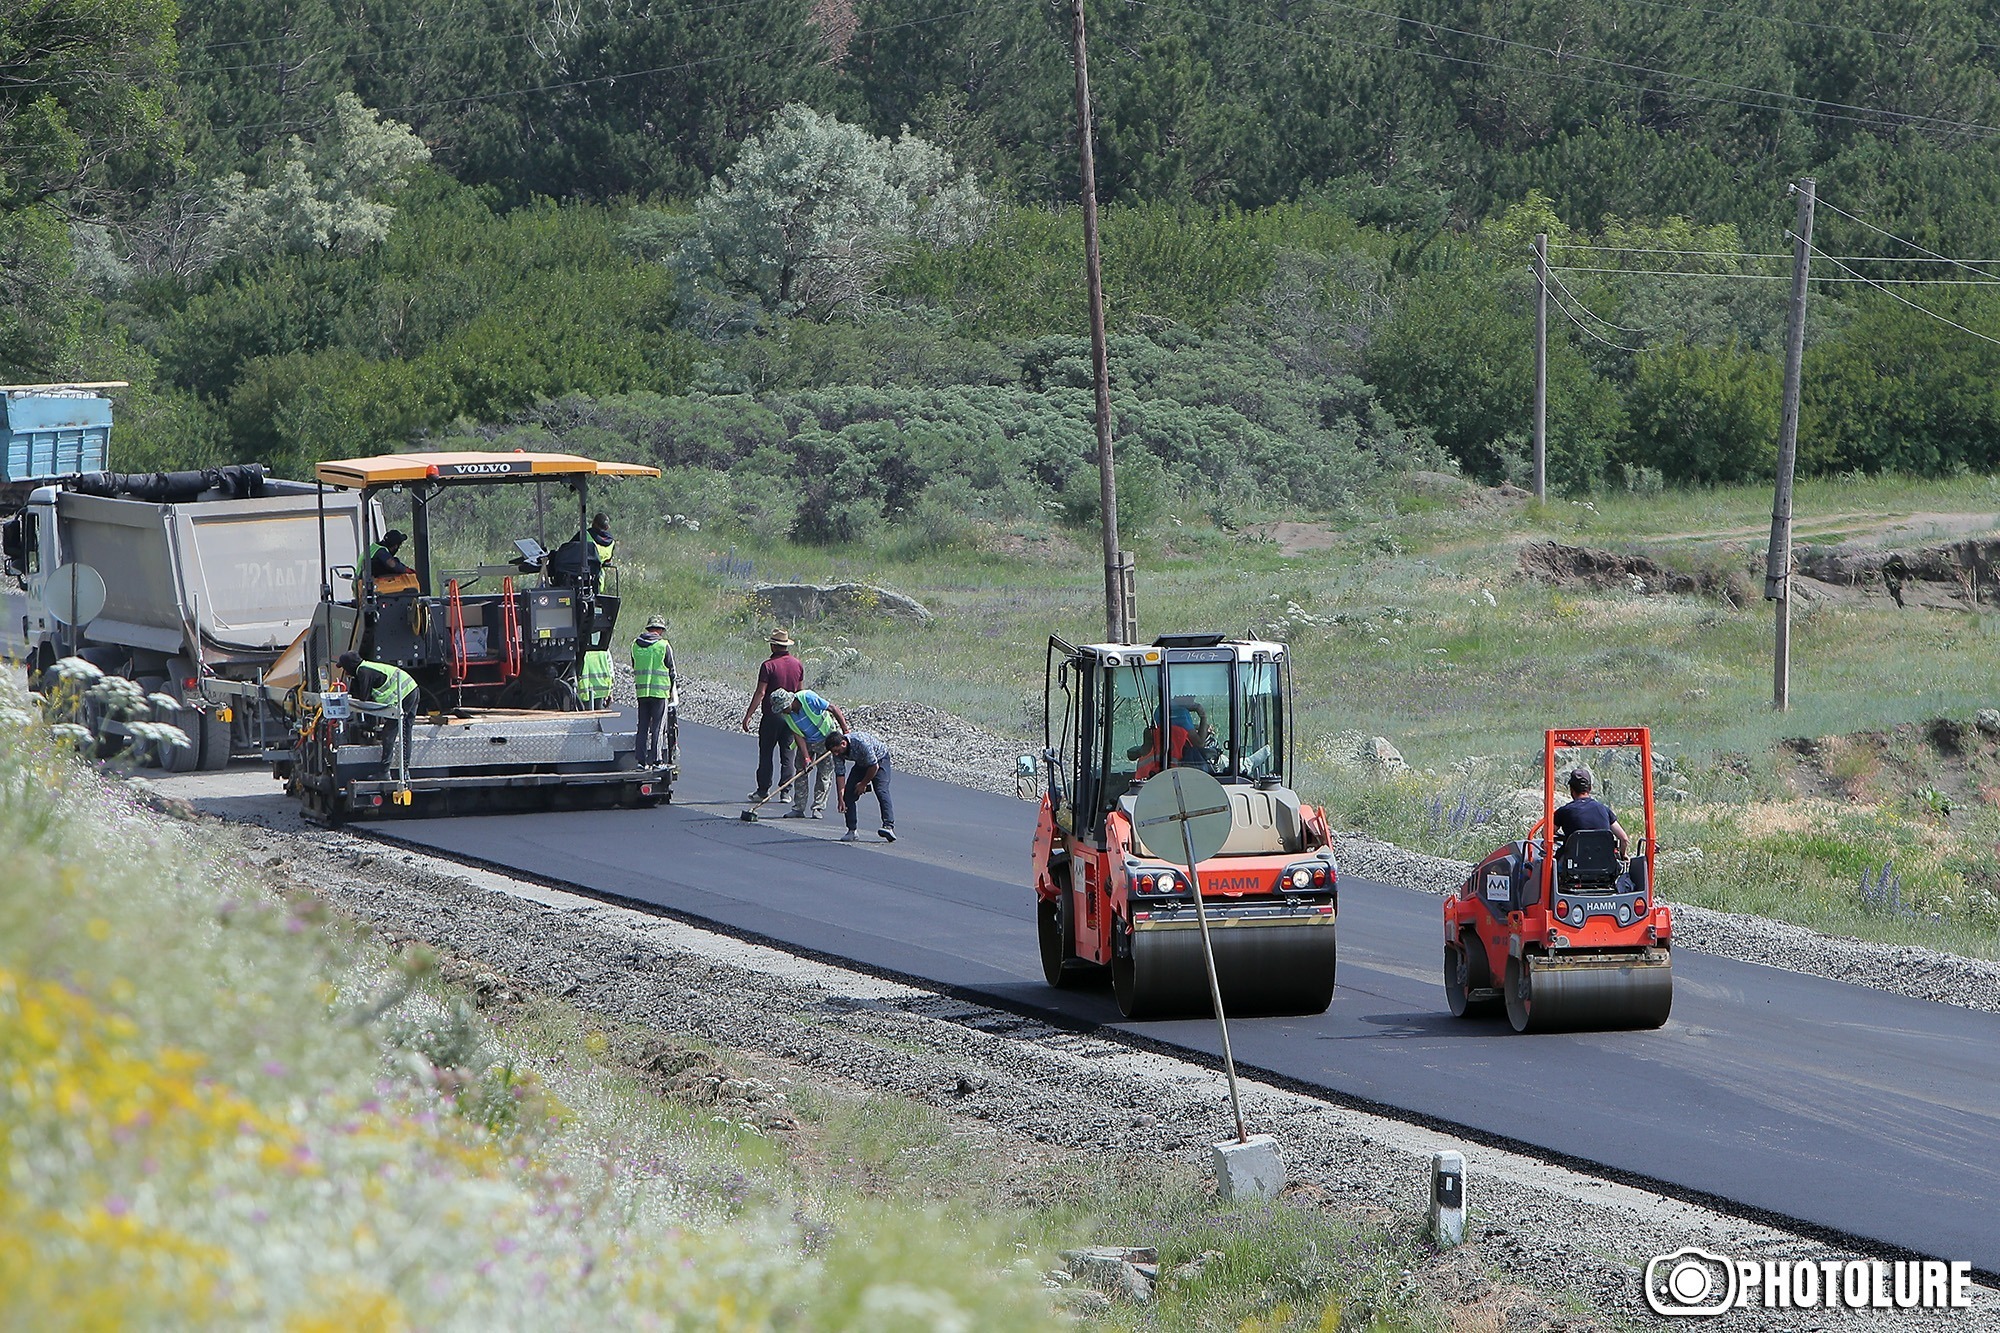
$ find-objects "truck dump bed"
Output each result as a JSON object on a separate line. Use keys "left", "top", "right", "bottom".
{"left": 54, "top": 482, "right": 362, "bottom": 666}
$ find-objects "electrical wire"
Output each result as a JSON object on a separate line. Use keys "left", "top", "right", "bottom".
{"left": 1547, "top": 265, "right": 1795, "bottom": 279}
{"left": 1594, "top": 0, "right": 2000, "bottom": 55}
{"left": 1541, "top": 276, "right": 1646, "bottom": 352}
{"left": 1541, "top": 263, "right": 1648, "bottom": 333}
{"left": 1805, "top": 241, "right": 2000, "bottom": 349}
{"left": 1814, "top": 196, "right": 2000, "bottom": 278}
{"left": 1549, "top": 243, "right": 1793, "bottom": 259}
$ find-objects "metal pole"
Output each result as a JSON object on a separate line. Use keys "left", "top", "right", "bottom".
{"left": 1070, "top": 0, "right": 1127, "bottom": 644}
{"left": 1532, "top": 233, "right": 1548, "bottom": 503}
{"left": 1768, "top": 178, "right": 1815, "bottom": 713}
{"left": 1173, "top": 781, "right": 1246, "bottom": 1144}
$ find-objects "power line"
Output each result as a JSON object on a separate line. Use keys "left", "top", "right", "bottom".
{"left": 1814, "top": 196, "right": 2000, "bottom": 278}
{"left": 1550, "top": 243, "right": 1792, "bottom": 259}
{"left": 1546, "top": 284, "right": 1644, "bottom": 352}
{"left": 1593, "top": 0, "right": 2000, "bottom": 56}
{"left": 1548, "top": 264, "right": 2000, "bottom": 284}
{"left": 1804, "top": 240, "right": 2000, "bottom": 349}
{"left": 1542, "top": 263, "right": 1647, "bottom": 333}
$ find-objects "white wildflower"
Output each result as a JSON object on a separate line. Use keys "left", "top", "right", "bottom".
{"left": 51, "top": 722, "right": 93, "bottom": 746}
{"left": 148, "top": 692, "right": 184, "bottom": 715}
{"left": 51, "top": 657, "right": 104, "bottom": 684}
{"left": 1482, "top": 589, "right": 1498, "bottom": 608}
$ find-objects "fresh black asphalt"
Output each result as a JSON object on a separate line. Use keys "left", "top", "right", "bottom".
{"left": 373, "top": 717, "right": 2000, "bottom": 1276}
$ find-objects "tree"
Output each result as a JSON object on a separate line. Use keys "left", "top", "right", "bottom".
{"left": 207, "top": 94, "right": 429, "bottom": 260}
{"left": 1623, "top": 342, "right": 1780, "bottom": 484}
{"left": 675, "top": 105, "right": 989, "bottom": 324}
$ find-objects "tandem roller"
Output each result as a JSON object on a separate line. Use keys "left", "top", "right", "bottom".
{"left": 1114, "top": 912, "right": 1338, "bottom": 1021}
{"left": 1444, "top": 726, "right": 1678, "bottom": 1035}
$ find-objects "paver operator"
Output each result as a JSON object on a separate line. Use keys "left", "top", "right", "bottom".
{"left": 740, "top": 628, "right": 804, "bottom": 803}
{"left": 769, "top": 687, "right": 850, "bottom": 818}
{"left": 631, "top": 615, "right": 673, "bottom": 769}
{"left": 825, "top": 730, "right": 895, "bottom": 843}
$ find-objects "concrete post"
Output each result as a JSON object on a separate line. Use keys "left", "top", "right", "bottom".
{"left": 1431, "top": 1150, "right": 1467, "bottom": 1247}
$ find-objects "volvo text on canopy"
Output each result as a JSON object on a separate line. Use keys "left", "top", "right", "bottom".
{"left": 1031, "top": 633, "right": 1340, "bottom": 1019}
{"left": 283, "top": 450, "right": 672, "bottom": 822}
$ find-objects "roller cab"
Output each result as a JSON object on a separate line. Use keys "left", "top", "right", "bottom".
{"left": 1030, "top": 633, "right": 1339, "bottom": 1020}
{"left": 1444, "top": 726, "right": 1675, "bottom": 1033}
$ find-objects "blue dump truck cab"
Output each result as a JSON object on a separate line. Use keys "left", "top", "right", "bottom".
{"left": 3, "top": 384, "right": 119, "bottom": 504}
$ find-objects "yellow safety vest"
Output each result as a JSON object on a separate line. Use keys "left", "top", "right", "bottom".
{"left": 579, "top": 650, "right": 613, "bottom": 700}
{"left": 782, "top": 692, "right": 837, "bottom": 743}
{"left": 360, "top": 660, "right": 418, "bottom": 707}
{"left": 631, "top": 638, "right": 671, "bottom": 699}
{"left": 592, "top": 537, "right": 615, "bottom": 565}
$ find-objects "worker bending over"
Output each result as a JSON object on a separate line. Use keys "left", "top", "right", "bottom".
{"left": 335, "top": 650, "right": 419, "bottom": 781}
{"left": 826, "top": 730, "right": 894, "bottom": 843}
{"left": 631, "top": 616, "right": 673, "bottom": 768}
{"left": 770, "top": 687, "right": 850, "bottom": 818}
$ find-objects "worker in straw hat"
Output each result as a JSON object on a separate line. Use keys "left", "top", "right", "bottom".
{"left": 632, "top": 615, "right": 674, "bottom": 769}
{"left": 740, "top": 627, "right": 804, "bottom": 802}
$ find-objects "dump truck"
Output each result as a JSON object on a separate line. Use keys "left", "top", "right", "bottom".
{"left": 1, "top": 467, "right": 365, "bottom": 770}
{"left": 1443, "top": 726, "right": 1674, "bottom": 1032}
{"left": 1030, "top": 633, "right": 1339, "bottom": 1019}
{"left": 281, "top": 449, "right": 671, "bottom": 823}
{"left": 2, "top": 382, "right": 123, "bottom": 516}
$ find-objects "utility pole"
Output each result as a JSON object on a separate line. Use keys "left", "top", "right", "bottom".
{"left": 1532, "top": 233, "right": 1548, "bottom": 503}
{"left": 1767, "top": 178, "right": 1815, "bottom": 712}
{"left": 1070, "top": 0, "right": 1133, "bottom": 644}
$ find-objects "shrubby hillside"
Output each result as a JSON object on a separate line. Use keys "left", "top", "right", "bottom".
{"left": 8, "top": 0, "right": 2000, "bottom": 524}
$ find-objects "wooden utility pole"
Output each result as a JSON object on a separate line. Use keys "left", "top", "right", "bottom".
{"left": 1532, "top": 233, "right": 1548, "bottom": 503}
{"left": 1767, "top": 178, "right": 1815, "bottom": 712}
{"left": 1069, "top": 0, "right": 1132, "bottom": 644}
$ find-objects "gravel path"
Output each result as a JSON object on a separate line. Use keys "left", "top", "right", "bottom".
{"left": 1333, "top": 833, "right": 2000, "bottom": 1015}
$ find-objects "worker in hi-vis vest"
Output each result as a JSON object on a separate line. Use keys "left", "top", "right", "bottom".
{"left": 336, "top": 650, "right": 419, "bottom": 781}
{"left": 578, "top": 648, "right": 613, "bottom": 710}
{"left": 770, "top": 686, "right": 849, "bottom": 819}
{"left": 588, "top": 512, "right": 615, "bottom": 567}
{"left": 631, "top": 616, "right": 673, "bottom": 768}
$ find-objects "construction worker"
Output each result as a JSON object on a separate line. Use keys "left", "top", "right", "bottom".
{"left": 740, "top": 628, "right": 803, "bottom": 802}
{"left": 825, "top": 730, "right": 894, "bottom": 843}
{"left": 769, "top": 686, "right": 850, "bottom": 818}
{"left": 356, "top": 529, "right": 419, "bottom": 598}
{"left": 588, "top": 512, "right": 615, "bottom": 567}
{"left": 631, "top": 615, "right": 673, "bottom": 768}
{"left": 335, "top": 650, "right": 418, "bottom": 780}
{"left": 1554, "top": 766, "right": 1630, "bottom": 857}
{"left": 578, "top": 646, "right": 613, "bottom": 710}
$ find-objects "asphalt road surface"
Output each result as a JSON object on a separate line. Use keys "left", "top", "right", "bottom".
{"left": 369, "top": 716, "right": 2000, "bottom": 1278}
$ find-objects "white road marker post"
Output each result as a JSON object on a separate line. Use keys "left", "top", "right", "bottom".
{"left": 1431, "top": 1150, "right": 1467, "bottom": 1247}
{"left": 1134, "top": 768, "right": 1286, "bottom": 1203}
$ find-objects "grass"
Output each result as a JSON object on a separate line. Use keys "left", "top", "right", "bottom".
{"left": 563, "top": 470, "right": 2000, "bottom": 959}
{"left": 0, "top": 673, "right": 1454, "bottom": 1332}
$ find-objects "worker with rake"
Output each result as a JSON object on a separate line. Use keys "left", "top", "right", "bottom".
{"left": 770, "top": 686, "right": 850, "bottom": 818}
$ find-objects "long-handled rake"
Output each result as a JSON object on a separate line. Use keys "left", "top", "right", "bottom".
{"left": 740, "top": 750, "right": 831, "bottom": 822}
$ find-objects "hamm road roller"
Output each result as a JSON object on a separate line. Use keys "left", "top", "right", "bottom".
{"left": 1030, "top": 633, "right": 1339, "bottom": 1019}
{"left": 1444, "top": 726, "right": 1674, "bottom": 1032}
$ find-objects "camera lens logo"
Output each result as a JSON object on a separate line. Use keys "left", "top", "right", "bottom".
{"left": 1646, "top": 1247, "right": 1740, "bottom": 1316}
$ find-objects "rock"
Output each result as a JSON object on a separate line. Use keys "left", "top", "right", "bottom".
{"left": 1362, "top": 736, "right": 1408, "bottom": 773}
{"left": 1169, "top": 1249, "right": 1224, "bottom": 1284}
{"left": 953, "top": 1072, "right": 988, "bottom": 1095}
{"left": 1061, "top": 1248, "right": 1156, "bottom": 1304}
{"left": 1978, "top": 708, "right": 2000, "bottom": 737}
{"left": 1053, "top": 1288, "right": 1112, "bottom": 1316}
{"left": 753, "top": 582, "right": 933, "bottom": 624}
{"left": 1660, "top": 786, "right": 1690, "bottom": 803}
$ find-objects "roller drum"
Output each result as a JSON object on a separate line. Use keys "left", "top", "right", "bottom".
{"left": 1114, "top": 918, "right": 1336, "bottom": 1020}
{"left": 1506, "top": 950, "right": 1672, "bottom": 1033}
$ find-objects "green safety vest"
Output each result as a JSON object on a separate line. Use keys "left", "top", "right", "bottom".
{"left": 592, "top": 537, "right": 615, "bottom": 565}
{"left": 631, "top": 638, "right": 672, "bottom": 699}
{"left": 579, "top": 649, "right": 613, "bottom": 700}
{"left": 361, "top": 660, "right": 418, "bottom": 707}
{"left": 782, "top": 692, "right": 837, "bottom": 743}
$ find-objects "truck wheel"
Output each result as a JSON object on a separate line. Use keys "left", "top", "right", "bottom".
{"left": 1444, "top": 936, "right": 1501, "bottom": 1019}
{"left": 196, "top": 710, "right": 232, "bottom": 770}
{"left": 159, "top": 706, "right": 204, "bottom": 772}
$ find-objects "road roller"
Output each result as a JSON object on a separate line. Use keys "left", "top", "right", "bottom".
{"left": 1029, "top": 633, "right": 1339, "bottom": 1019}
{"left": 1444, "top": 726, "right": 1674, "bottom": 1033}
